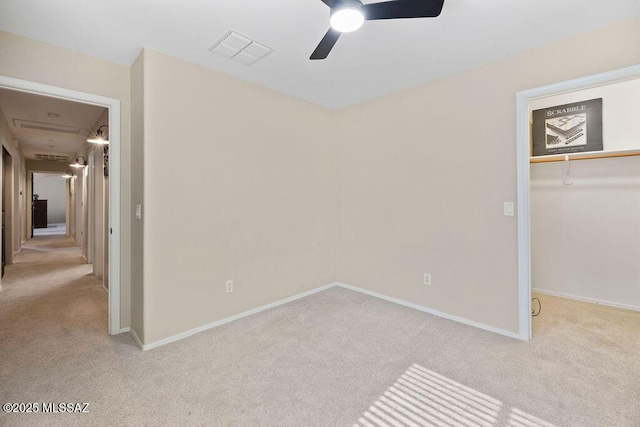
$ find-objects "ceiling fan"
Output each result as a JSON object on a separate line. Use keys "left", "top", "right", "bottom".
{"left": 310, "top": 0, "right": 445, "bottom": 60}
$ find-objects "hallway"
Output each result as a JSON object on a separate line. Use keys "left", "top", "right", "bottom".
{"left": 0, "top": 234, "right": 106, "bottom": 329}
{"left": 0, "top": 235, "right": 110, "bottom": 403}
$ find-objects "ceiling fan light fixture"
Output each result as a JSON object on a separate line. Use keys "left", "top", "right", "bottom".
{"left": 330, "top": 5, "right": 364, "bottom": 33}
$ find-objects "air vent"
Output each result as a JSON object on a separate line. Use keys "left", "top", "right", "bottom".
{"left": 34, "top": 153, "right": 69, "bottom": 162}
{"left": 13, "top": 119, "right": 82, "bottom": 135}
{"left": 209, "top": 31, "right": 272, "bottom": 66}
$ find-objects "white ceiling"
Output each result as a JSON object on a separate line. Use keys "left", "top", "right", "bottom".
{"left": 0, "top": 0, "right": 638, "bottom": 109}
{"left": 0, "top": 88, "right": 106, "bottom": 161}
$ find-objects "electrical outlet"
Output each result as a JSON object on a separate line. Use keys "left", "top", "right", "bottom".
{"left": 423, "top": 273, "right": 432, "bottom": 286}
{"left": 225, "top": 280, "right": 234, "bottom": 294}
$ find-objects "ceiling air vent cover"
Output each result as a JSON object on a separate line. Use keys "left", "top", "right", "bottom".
{"left": 34, "top": 153, "right": 69, "bottom": 162}
{"left": 209, "top": 31, "right": 272, "bottom": 66}
{"left": 13, "top": 119, "right": 82, "bottom": 135}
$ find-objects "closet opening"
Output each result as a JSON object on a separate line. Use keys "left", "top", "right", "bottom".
{"left": 516, "top": 65, "right": 640, "bottom": 340}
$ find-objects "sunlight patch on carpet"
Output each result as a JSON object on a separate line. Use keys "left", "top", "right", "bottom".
{"left": 354, "top": 364, "right": 555, "bottom": 427}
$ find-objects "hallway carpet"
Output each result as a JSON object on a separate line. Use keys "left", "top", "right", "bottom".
{"left": 1, "top": 236, "right": 639, "bottom": 426}
{"left": 32, "top": 223, "right": 67, "bottom": 237}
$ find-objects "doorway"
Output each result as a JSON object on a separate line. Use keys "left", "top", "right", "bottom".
{"left": 32, "top": 172, "right": 67, "bottom": 236}
{"left": 515, "top": 64, "right": 640, "bottom": 340}
{"left": 0, "top": 75, "right": 122, "bottom": 335}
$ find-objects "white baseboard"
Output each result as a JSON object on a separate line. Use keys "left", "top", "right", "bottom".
{"left": 335, "top": 282, "right": 521, "bottom": 340}
{"left": 128, "top": 328, "right": 144, "bottom": 350}
{"left": 134, "top": 280, "right": 523, "bottom": 351}
{"left": 532, "top": 288, "right": 640, "bottom": 312}
{"left": 139, "top": 283, "right": 337, "bottom": 351}
{"left": 119, "top": 327, "right": 130, "bottom": 333}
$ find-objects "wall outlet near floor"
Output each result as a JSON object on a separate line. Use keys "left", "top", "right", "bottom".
{"left": 225, "top": 280, "right": 234, "bottom": 293}
{"left": 423, "top": 273, "right": 432, "bottom": 286}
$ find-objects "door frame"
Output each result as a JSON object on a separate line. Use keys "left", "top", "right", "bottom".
{"left": 1, "top": 147, "right": 8, "bottom": 278}
{"left": 0, "top": 75, "right": 122, "bottom": 335}
{"left": 515, "top": 64, "right": 640, "bottom": 340}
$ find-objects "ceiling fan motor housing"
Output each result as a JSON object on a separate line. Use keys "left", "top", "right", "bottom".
{"left": 330, "top": 0, "right": 365, "bottom": 33}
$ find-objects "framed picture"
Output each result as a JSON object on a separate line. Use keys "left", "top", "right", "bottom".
{"left": 531, "top": 98, "right": 603, "bottom": 157}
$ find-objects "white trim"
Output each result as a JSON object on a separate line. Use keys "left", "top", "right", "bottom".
{"left": 108, "top": 99, "right": 122, "bottom": 337}
{"left": 129, "top": 328, "right": 143, "bottom": 350}
{"left": 515, "top": 64, "right": 640, "bottom": 341}
{"left": 0, "top": 75, "right": 122, "bottom": 335}
{"left": 515, "top": 90, "right": 532, "bottom": 341}
{"left": 133, "top": 280, "right": 525, "bottom": 351}
{"left": 335, "top": 282, "right": 521, "bottom": 340}
{"left": 139, "top": 283, "right": 336, "bottom": 351}
{"left": 532, "top": 288, "right": 640, "bottom": 313}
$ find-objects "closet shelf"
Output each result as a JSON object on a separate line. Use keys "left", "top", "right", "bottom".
{"left": 530, "top": 149, "right": 640, "bottom": 163}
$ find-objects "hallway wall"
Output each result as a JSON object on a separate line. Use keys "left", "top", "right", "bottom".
{"left": 0, "top": 105, "right": 25, "bottom": 266}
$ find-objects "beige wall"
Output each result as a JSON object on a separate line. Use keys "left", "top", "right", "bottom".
{"left": 0, "top": 31, "right": 134, "bottom": 327}
{"left": 141, "top": 49, "right": 337, "bottom": 343}
{"left": 335, "top": 17, "right": 640, "bottom": 334}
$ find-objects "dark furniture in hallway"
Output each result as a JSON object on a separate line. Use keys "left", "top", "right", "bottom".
{"left": 33, "top": 199, "right": 48, "bottom": 229}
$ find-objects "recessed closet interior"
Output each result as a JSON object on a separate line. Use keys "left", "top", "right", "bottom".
{"left": 528, "top": 77, "right": 640, "bottom": 334}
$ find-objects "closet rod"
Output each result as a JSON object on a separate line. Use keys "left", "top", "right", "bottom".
{"left": 530, "top": 149, "right": 640, "bottom": 164}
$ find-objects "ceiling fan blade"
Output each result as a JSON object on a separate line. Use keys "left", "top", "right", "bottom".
{"left": 310, "top": 28, "right": 342, "bottom": 60}
{"left": 319, "top": 0, "right": 339, "bottom": 7}
{"left": 363, "top": 0, "right": 445, "bottom": 20}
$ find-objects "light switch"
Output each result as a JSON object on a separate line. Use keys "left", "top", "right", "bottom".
{"left": 503, "top": 202, "right": 515, "bottom": 216}
{"left": 135, "top": 204, "right": 142, "bottom": 220}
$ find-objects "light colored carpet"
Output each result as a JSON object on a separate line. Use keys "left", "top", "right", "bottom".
{"left": 33, "top": 223, "right": 67, "bottom": 236}
{"left": 1, "top": 235, "right": 639, "bottom": 426}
